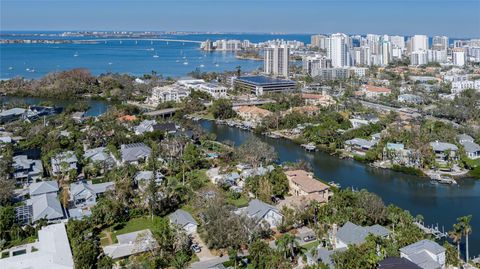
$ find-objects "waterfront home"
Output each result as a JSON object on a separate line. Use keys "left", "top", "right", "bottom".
{"left": 400, "top": 239, "right": 445, "bottom": 269}
{"left": 51, "top": 151, "right": 78, "bottom": 176}
{"left": 71, "top": 111, "right": 86, "bottom": 122}
{"left": 12, "top": 155, "right": 44, "bottom": 184}
{"left": 233, "top": 75, "right": 296, "bottom": 96}
{"left": 0, "top": 223, "right": 74, "bottom": 269}
{"left": 168, "top": 209, "right": 198, "bottom": 235}
{"left": 103, "top": 229, "right": 159, "bottom": 260}
{"left": 69, "top": 180, "right": 114, "bottom": 208}
{"left": 334, "top": 221, "right": 390, "bottom": 249}
{"left": 83, "top": 146, "right": 115, "bottom": 170}
{"left": 349, "top": 114, "right": 380, "bottom": 129}
{"left": 239, "top": 199, "right": 283, "bottom": 228}
{"left": 429, "top": 141, "right": 458, "bottom": 164}
{"left": 457, "top": 134, "right": 480, "bottom": 159}
{"left": 134, "top": 119, "right": 157, "bottom": 135}
{"left": 285, "top": 169, "right": 331, "bottom": 200}
{"left": 344, "top": 138, "right": 378, "bottom": 156}
{"left": 383, "top": 143, "right": 421, "bottom": 168}
{"left": 378, "top": 257, "right": 422, "bottom": 269}
{"left": 301, "top": 93, "right": 336, "bottom": 107}
{"left": 120, "top": 143, "right": 152, "bottom": 165}
{"left": 234, "top": 106, "right": 272, "bottom": 126}
{"left": 0, "top": 107, "right": 26, "bottom": 123}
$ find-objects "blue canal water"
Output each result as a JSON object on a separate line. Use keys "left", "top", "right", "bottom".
{"left": 199, "top": 120, "right": 480, "bottom": 257}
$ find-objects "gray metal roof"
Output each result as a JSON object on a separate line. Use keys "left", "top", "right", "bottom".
{"left": 345, "top": 138, "right": 376, "bottom": 148}
{"left": 29, "top": 181, "right": 59, "bottom": 196}
{"left": 244, "top": 199, "right": 280, "bottom": 221}
{"left": 400, "top": 239, "right": 445, "bottom": 256}
{"left": 83, "top": 147, "right": 112, "bottom": 162}
{"left": 169, "top": 209, "right": 197, "bottom": 227}
{"left": 337, "top": 221, "right": 390, "bottom": 246}
{"left": 457, "top": 134, "right": 474, "bottom": 143}
{"left": 378, "top": 257, "right": 421, "bottom": 269}
{"left": 120, "top": 143, "right": 152, "bottom": 162}
{"left": 460, "top": 141, "right": 480, "bottom": 154}
{"left": 51, "top": 151, "right": 78, "bottom": 166}
{"left": 0, "top": 108, "right": 26, "bottom": 117}
{"left": 429, "top": 141, "right": 458, "bottom": 152}
{"left": 103, "top": 229, "right": 158, "bottom": 259}
{"left": 29, "top": 193, "right": 64, "bottom": 222}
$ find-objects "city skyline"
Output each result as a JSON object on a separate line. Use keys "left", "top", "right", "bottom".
{"left": 1, "top": 0, "right": 480, "bottom": 37}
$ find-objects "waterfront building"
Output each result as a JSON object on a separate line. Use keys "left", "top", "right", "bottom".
{"left": 285, "top": 170, "right": 332, "bottom": 200}
{"left": 327, "top": 33, "right": 350, "bottom": 67}
{"left": 148, "top": 85, "right": 190, "bottom": 104}
{"left": 400, "top": 240, "right": 446, "bottom": 269}
{"left": 233, "top": 75, "right": 296, "bottom": 96}
{"left": 264, "top": 44, "right": 289, "bottom": 78}
{"left": 334, "top": 221, "right": 390, "bottom": 249}
{"left": 234, "top": 106, "right": 272, "bottom": 126}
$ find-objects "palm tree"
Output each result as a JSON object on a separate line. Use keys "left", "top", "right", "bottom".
{"left": 458, "top": 215, "right": 472, "bottom": 262}
{"left": 276, "top": 233, "right": 298, "bottom": 260}
{"left": 448, "top": 223, "right": 462, "bottom": 260}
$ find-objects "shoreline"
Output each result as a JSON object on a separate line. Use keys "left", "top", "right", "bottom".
{"left": 191, "top": 114, "right": 476, "bottom": 181}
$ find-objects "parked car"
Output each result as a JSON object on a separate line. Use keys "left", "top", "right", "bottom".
{"left": 191, "top": 244, "right": 201, "bottom": 253}
{"left": 303, "top": 235, "right": 316, "bottom": 242}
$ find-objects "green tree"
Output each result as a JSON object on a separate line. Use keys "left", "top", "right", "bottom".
{"left": 210, "top": 99, "right": 236, "bottom": 119}
{"left": 458, "top": 215, "right": 472, "bottom": 262}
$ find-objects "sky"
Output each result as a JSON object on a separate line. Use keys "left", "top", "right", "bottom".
{"left": 1, "top": 0, "right": 480, "bottom": 38}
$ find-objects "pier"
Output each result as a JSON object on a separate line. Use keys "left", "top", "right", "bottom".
{"left": 414, "top": 221, "right": 448, "bottom": 239}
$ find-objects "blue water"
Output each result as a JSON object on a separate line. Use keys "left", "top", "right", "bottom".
{"left": 200, "top": 120, "right": 480, "bottom": 257}
{"left": 0, "top": 33, "right": 310, "bottom": 79}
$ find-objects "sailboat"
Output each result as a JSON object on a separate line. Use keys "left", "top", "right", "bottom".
{"left": 153, "top": 53, "right": 159, "bottom": 58}
{"left": 73, "top": 51, "right": 79, "bottom": 57}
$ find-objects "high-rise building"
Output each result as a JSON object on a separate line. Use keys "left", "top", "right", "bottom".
{"left": 452, "top": 49, "right": 466, "bottom": 66}
{"left": 353, "top": 46, "right": 371, "bottom": 66}
{"left": 432, "top": 36, "right": 449, "bottom": 51}
{"left": 410, "top": 50, "right": 428, "bottom": 66}
{"left": 390, "top": 35, "right": 405, "bottom": 50}
{"left": 411, "top": 35, "right": 429, "bottom": 52}
{"left": 303, "top": 55, "right": 332, "bottom": 75}
{"left": 428, "top": 49, "right": 447, "bottom": 63}
{"left": 264, "top": 44, "right": 290, "bottom": 78}
{"left": 327, "top": 33, "right": 350, "bottom": 67}
{"left": 311, "top": 34, "right": 328, "bottom": 50}
{"left": 366, "top": 34, "right": 381, "bottom": 55}
{"left": 380, "top": 40, "right": 392, "bottom": 66}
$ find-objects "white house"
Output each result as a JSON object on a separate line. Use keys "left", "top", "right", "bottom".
{"left": 400, "top": 239, "right": 446, "bottom": 269}
{"left": 168, "top": 209, "right": 198, "bottom": 235}
{"left": 0, "top": 223, "right": 74, "bottom": 269}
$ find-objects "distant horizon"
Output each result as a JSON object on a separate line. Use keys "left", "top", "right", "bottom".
{"left": 1, "top": 30, "right": 478, "bottom": 40}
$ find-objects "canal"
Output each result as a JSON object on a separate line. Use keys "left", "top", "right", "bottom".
{"left": 199, "top": 120, "right": 480, "bottom": 257}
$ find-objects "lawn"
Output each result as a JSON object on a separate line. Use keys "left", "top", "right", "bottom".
{"left": 300, "top": 240, "right": 319, "bottom": 254}
{"left": 101, "top": 216, "right": 163, "bottom": 246}
{"left": 227, "top": 196, "right": 249, "bottom": 207}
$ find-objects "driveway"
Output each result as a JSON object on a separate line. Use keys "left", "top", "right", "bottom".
{"left": 189, "top": 256, "right": 229, "bottom": 269}
{"left": 191, "top": 232, "right": 217, "bottom": 261}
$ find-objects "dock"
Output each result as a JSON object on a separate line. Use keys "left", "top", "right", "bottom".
{"left": 301, "top": 143, "right": 316, "bottom": 151}
{"left": 414, "top": 221, "right": 448, "bottom": 239}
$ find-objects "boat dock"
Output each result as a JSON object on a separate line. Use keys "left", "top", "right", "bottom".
{"left": 301, "top": 143, "right": 316, "bottom": 151}
{"left": 414, "top": 221, "right": 448, "bottom": 239}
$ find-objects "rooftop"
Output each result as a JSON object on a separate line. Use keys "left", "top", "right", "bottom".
{"left": 168, "top": 209, "right": 198, "bottom": 227}
{"left": 337, "top": 221, "right": 390, "bottom": 246}
{"left": 236, "top": 75, "right": 295, "bottom": 85}
{"left": 285, "top": 170, "right": 330, "bottom": 193}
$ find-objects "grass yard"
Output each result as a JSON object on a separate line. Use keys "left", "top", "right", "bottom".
{"left": 227, "top": 196, "right": 249, "bottom": 207}
{"left": 101, "top": 216, "right": 163, "bottom": 246}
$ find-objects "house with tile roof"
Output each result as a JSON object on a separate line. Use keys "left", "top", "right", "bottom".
{"left": 285, "top": 169, "right": 332, "bottom": 200}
